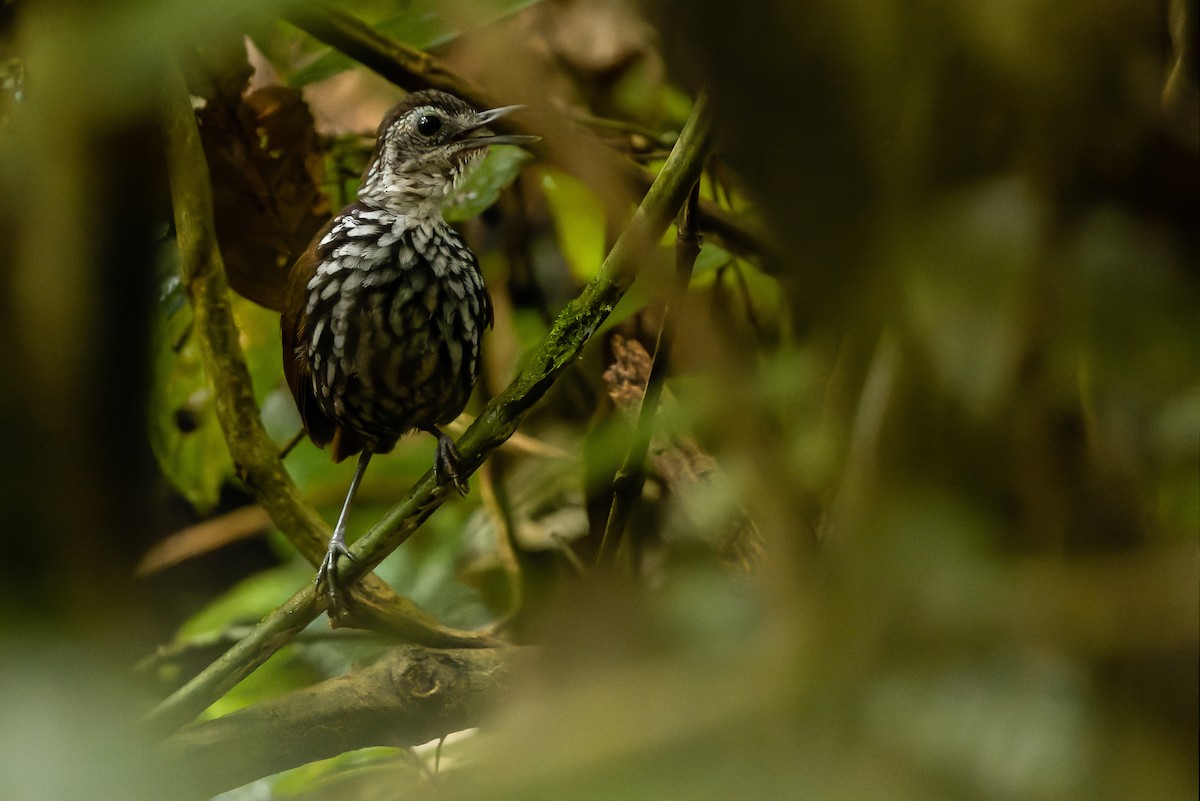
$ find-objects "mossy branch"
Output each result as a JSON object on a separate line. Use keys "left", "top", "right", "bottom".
{"left": 148, "top": 86, "right": 714, "bottom": 735}
{"left": 163, "top": 646, "right": 516, "bottom": 799}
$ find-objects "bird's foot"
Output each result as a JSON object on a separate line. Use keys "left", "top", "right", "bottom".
{"left": 433, "top": 432, "right": 469, "bottom": 495}
{"left": 315, "top": 533, "right": 357, "bottom": 611}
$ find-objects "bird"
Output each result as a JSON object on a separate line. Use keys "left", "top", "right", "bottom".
{"left": 281, "top": 89, "right": 538, "bottom": 603}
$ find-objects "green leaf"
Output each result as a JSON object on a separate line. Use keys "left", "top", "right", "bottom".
{"left": 154, "top": 230, "right": 187, "bottom": 318}
{"left": 146, "top": 288, "right": 288, "bottom": 514}
{"left": 200, "top": 644, "right": 323, "bottom": 720}
{"left": 691, "top": 240, "right": 734, "bottom": 276}
{"left": 177, "top": 564, "right": 330, "bottom": 717}
{"left": 322, "top": 133, "right": 372, "bottom": 212}
{"left": 540, "top": 166, "right": 607, "bottom": 281}
{"left": 266, "top": 748, "right": 419, "bottom": 798}
{"left": 178, "top": 561, "right": 313, "bottom": 640}
{"left": 370, "top": 498, "right": 493, "bottom": 629}
{"left": 231, "top": 293, "right": 286, "bottom": 405}
{"left": 443, "top": 145, "right": 533, "bottom": 222}
{"left": 147, "top": 310, "right": 235, "bottom": 515}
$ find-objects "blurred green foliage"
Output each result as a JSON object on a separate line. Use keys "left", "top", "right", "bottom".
{"left": 0, "top": 0, "right": 1195, "bottom": 800}
{"left": 273, "top": 0, "right": 544, "bottom": 87}
{"left": 540, "top": 167, "right": 607, "bottom": 281}
{"left": 443, "top": 144, "right": 533, "bottom": 222}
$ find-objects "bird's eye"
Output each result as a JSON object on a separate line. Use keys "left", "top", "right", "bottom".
{"left": 416, "top": 114, "right": 443, "bottom": 137}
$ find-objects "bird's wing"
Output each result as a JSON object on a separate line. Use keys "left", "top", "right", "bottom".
{"left": 281, "top": 244, "right": 339, "bottom": 452}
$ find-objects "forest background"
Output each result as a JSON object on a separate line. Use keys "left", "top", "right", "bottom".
{"left": 0, "top": 1, "right": 1196, "bottom": 799}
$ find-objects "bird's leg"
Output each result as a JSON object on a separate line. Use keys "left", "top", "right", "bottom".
{"left": 424, "top": 427, "right": 468, "bottom": 495}
{"left": 316, "top": 450, "right": 372, "bottom": 608}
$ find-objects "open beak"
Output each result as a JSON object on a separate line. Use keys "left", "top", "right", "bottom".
{"left": 457, "top": 104, "right": 541, "bottom": 149}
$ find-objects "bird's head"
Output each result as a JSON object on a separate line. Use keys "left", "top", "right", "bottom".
{"left": 358, "top": 89, "right": 538, "bottom": 214}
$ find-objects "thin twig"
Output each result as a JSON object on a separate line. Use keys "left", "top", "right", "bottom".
{"left": 281, "top": 413, "right": 570, "bottom": 462}
{"left": 401, "top": 746, "right": 437, "bottom": 783}
{"left": 597, "top": 181, "right": 703, "bottom": 568}
{"left": 147, "top": 86, "right": 714, "bottom": 735}
{"left": 277, "top": 427, "right": 305, "bottom": 459}
{"left": 729, "top": 261, "right": 766, "bottom": 345}
{"left": 135, "top": 625, "right": 380, "bottom": 676}
{"left": 445, "top": 413, "right": 571, "bottom": 460}
{"left": 562, "top": 107, "right": 679, "bottom": 148}
{"left": 479, "top": 460, "right": 523, "bottom": 625}
{"left": 552, "top": 534, "right": 588, "bottom": 575}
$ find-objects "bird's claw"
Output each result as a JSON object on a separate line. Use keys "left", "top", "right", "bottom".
{"left": 315, "top": 537, "right": 357, "bottom": 611}
{"left": 434, "top": 434, "right": 469, "bottom": 495}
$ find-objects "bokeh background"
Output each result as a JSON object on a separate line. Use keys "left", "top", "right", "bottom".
{"left": 0, "top": 0, "right": 1196, "bottom": 799}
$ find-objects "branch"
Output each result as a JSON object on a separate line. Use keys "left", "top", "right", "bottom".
{"left": 162, "top": 60, "right": 494, "bottom": 648}
{"left": 135, "top": 625, "right": 377, "bottom": 677}
{"left": 478, "top": 460, "right": 523, "bottom": 627}
{"left": 283, "top": 4, "right": 767, "bottom": 259}
{"left": 163, "top": 646, "right": 516, "bottom": 799}
{"left": 147, "top": 89, "right": 714, "bottom": 735}
{"left": 598, "top": 183, "right": 702, "bottom": 567}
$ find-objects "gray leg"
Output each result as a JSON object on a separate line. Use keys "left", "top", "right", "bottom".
{"left": 315, "top": 450, "right": 372, "bottom": 608}
{"left": 424, "top": 427, "right": 468, "bottom": 494}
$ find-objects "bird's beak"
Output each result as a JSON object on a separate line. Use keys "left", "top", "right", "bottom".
{"left": 458, "top": 104, "right": 540, "bottom": 149}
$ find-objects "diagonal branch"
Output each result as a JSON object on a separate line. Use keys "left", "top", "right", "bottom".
{"left": 163, "top": 60, "right": 494, "bottom": 649}
{"left": 148, "top": 87, "right": 714, "bottom": 735}
{"left": 283, "top": 3, "right": 767, "bottom": 259}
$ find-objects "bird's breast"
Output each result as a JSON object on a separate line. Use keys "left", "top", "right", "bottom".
{"left": 302, "top": 204, "right": 488, "bottom": 442}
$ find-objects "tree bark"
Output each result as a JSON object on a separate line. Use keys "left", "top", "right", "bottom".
{"left": 164, "top": 645, "right": 517, "bottom": 798}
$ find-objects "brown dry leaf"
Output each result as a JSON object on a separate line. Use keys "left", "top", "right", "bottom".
{"left": 603, "top": 334, "right": 764, "bottom": 570}
{"left": 197, "top": 78, "right": 329, "bottom": 311}
{"left": 137, "top": 505, "right": 272, "bottom": 575}
{"left": 603, "top": 332, "right": 654, "bottom": 413}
